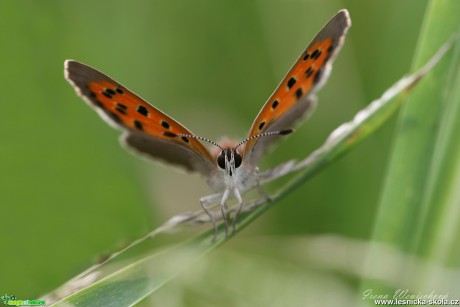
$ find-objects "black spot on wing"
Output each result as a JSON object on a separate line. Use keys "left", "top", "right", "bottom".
{"left": 116, "top": 103, "right": 127, "bottom": 110}
{"left": 134, "top": 120, "right": 143, "bottom": 131}
{"left": 287, "top": 77, "right": 296, "bottom": 90}
{"left": 271, "top": 100, "right": 279, "bottom": 109}
{"left": 115, "top": 106, "right": 127, "bottom": 115}
{"left": 311, "top": 49, "right": 322, "bottom": 60}
{"left": 102, "top": 92, "right": 112, "bottom": 99}
{"left": 136, "top": 105, "right": 149, "bottom": 117}
{"left": 295, "top": 88, "right": 303, "bottom": 99}
{"left": 258, "top": 121, "right": 265, "bottom": 130}
{"left": 305, "top": 67, "right": 314, "bottom": 78}
{"left": 164, "top": 131, "right": 177, "bottom": 137}
{"left": 161, "top": 120, "right": 170, "bottom": 129}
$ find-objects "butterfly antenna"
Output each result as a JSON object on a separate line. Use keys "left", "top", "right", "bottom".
{"left": 234, "top": 129, "right": 294, "bottom": 150}
{"left": 175, "top": 133, "right": 224, "bottom": 150}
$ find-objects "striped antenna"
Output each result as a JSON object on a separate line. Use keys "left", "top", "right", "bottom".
{"left": 174, "top": 133, "right": 224, "bottom": 150}
{"left": 234, "top": 129, "right": 294, "bottom": 150}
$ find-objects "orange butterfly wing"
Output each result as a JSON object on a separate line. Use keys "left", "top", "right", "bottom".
{"left": 65, "top": 60, "right": 215, "bottom": 175}
{"left": 243, "top": 10, "right": 351, "bottom": 165}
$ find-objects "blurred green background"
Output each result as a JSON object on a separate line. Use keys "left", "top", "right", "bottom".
{"left": 0, "top": 0, "right": 431, "bottom": 301}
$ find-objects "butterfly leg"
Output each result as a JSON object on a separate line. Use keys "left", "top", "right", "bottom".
{"left": 232, "top": 188, "right": 244, "bottom": 234}
{"left": 200, "top": 195, "right": 219, "bottom": 241}
{"left": 257, "top": 181, "right": 271, "bottom": 202}
{"left": 255, "top": 167, "right": 271, "bottom": 202}
{"left": 220, "top": 189, "right": 230, "bottom": 239}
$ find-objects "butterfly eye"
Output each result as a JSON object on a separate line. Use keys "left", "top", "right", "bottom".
{"left": 217, "top": 151, "right": 226, "bottom": 169}
{"left": 234, "top": 151, "right": 242, "bottom": 168}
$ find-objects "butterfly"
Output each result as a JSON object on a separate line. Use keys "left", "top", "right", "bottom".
{"left": 65, "top": 9, "right": 350, "bottom": 241}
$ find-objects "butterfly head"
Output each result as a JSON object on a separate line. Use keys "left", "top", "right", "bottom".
{"left": 176, "top": 128, "right": 294, "bottom": 177}
{"left": 217, "top": 148, "right": 242, "bottom": 177}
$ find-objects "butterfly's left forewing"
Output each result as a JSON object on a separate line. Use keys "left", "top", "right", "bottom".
{"left": 243, "top": 10, "right": 351, "bottom": 165}
{"left": 65, "top": 60, "right": 216, "bottom": 175}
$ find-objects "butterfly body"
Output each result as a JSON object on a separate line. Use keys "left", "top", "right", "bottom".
{"left": 65, "top": 9, "right": 350, "bottom": 240}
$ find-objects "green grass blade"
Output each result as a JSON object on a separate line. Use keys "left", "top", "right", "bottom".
{"left": 362, "top": 0, "right": 460, "bottom": 296}
{"left": 53, "top": 235, "right": 214, "bottom": 306}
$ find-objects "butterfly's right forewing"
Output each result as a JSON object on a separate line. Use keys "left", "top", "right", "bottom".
{"left": 65, "top": 60, "right": 216, "bottom": 175}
